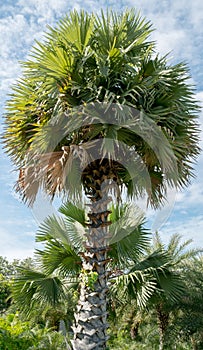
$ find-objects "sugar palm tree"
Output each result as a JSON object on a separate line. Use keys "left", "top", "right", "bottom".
{"left": 3, "top": 9, "right": 200, "bottom": 349}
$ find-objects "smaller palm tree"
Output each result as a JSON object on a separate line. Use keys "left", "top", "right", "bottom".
{"left": 170, "top": 255, "right": 203, "bottom": 349}
{"left": 143, "top": 232, "right": 201, "bottom": 350}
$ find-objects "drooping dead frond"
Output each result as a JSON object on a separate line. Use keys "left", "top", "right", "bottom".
{"left": 16, "top": 144, "right": 92, "bottom": 205}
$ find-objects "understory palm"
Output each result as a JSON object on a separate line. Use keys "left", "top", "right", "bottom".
{"left": 106, "top": 234, "right": 201, "bottom": 350}
{"left": 3, "top": 9, "right": 200, "bottom": 350}
{"left": 143, "top": 233, "right": 201, "bottom": 350}
{"left": 176, "top": 256, "right": 203, "bottom": 349}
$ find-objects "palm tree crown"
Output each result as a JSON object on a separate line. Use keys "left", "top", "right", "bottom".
{"left": 2, "top": 9, "right": 200, "bottom": 206}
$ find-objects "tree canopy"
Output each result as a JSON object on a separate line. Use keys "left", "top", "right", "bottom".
{"left": 3, "top": 9, "right": 200, "bottom": 207}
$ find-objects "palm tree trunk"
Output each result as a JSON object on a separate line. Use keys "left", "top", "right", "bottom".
{"left": 156, "top": 303, "right": 169, "bottom": 350}
{"left": 130, "top": 319, "right": 140, "bottom": 340}
{"left": 159, "top": 329, "right": 164, "bottom": 350}
{"left": 71, "top": 247, "right": 109, "bottom": 349}
{"left": 71, "top": 177, "right": 112, "bottom": 350}
{"left": 190, "top": 336, "right": 198, "bottom": 350}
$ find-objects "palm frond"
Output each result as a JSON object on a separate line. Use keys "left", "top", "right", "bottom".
{"left": 11, "top": 268, "right": 66, "bottom": 315}
{"left": 50, "top": 9, "right": 94, "bottom": 53}
{"left": 36, "top": 214, "right": 71, "bottom": 246}
{"left": 153, "top": 232, "right": 202, "bottom": 265}
{"left": 36, "top": 240, "right": 81, "bottom": 277}
{"left": 109, "top": 248, "right": 184, "bottom": 309}
{"left": 59, "top": 201, "right": 86, "bottom": 226}
{"left": 109, "top": 203, "right": 145, "bottom": 238}
{"left": 36, "top": 212, "right": 84, "bottom": 274}
{"left": 109, "top": 270, "right": 157, "bottom": 309}
{"left": 130, "top": 249, "right": 172, "bottom": 273}
{"left": 33, "top": 202, "right": 85, "bottom": 278}
{"left": 155, "top": 270, "right": 184, "bottom": 302}
{"left": 108, "top": 208, "right": 149, "bottom": 267}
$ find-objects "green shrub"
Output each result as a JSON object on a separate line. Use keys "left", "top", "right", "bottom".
{"left": 0, "top": 313, "right": 33, "bottom": 350}
{"left": 0, "top": 313, "right": 69, "bottom": 350}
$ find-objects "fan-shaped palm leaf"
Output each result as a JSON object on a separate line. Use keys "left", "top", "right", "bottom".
{"left": 11, "top": 269, "right": 66, "bottom": 316}
{"left": 110, "top": 248, "right": 184, "bottom": 310}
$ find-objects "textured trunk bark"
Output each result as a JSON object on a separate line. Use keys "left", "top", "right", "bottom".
{"left": 156, "top": 303, "right": 169, "bottom": 350}
{"left": 130, "top": 319, "right": 140, "bottom": 340}
{"left": 71, "top": 183, "right": 111, "bottom": 349}
{"left": 71, "top": 158, "right": 120, "bottom": 349}
{"left": 159, "top": 331, "right": 164, "bottom": 350}
{"left": 191, "top": 337, "right": 198, "bottom": 350}
{"left": 71, "top": 248, "right": 109, "bottom": 349}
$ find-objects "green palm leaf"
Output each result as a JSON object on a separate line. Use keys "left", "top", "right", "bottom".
{"left": 110, "top": 270, "right": 157, "bottom": 309}
{"left": 100, "top": 203, "right": 147, "bottom": 269}
{"left": 11, "top": 269, "right": 66, "bottom": 315}
{"left": 59, "top": 201, "right": 86, "bottom": 226}
{"left": 37, "top": 215, "right": 70, "bottom": 245}
{"left": 3, "top": 9, "right": 200, "bottom": 205}
{"left": 36, "top": 240, "right": 81, "bottom": 277}
{"left": 110, "top": 249, "right": 184, "bottom": 308}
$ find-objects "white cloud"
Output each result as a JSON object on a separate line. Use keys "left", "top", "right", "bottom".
{"left": 188, "top": 0, "right": 203, "bottom": 27}
{"left": 159, "top": 215, "right": 203, "bottom": 249}
{"left": 0, "top": 226, "right": 35, "bottom": 261}
{"left": 0, "top": 14, "right": 35, "bottom": 59}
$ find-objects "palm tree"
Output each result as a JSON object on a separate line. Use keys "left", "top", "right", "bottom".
{"left": 108, "top": 233, "right": 201, "bottom": 349}
{"left": 176, "top": 256, "right": 203, "bottom": 350}
{"left": 144, "top": 232, "right": 201, "bottom": 350}
{"left": 3, "top": 9, "right": 200, "bottom": 349}
{"left": 108, "top": 235, "right": 186, "bottom": 346}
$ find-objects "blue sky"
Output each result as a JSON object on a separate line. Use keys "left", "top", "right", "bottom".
{"left": 0, "top": 0, "right": 203, "bottom": 260}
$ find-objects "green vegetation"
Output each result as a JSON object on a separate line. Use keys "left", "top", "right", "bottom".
{"left": 0, "top": 230, "right": 202, "bottom": 349}
{"left": 0, "top": 313, "right": 69, "bottom": 350}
